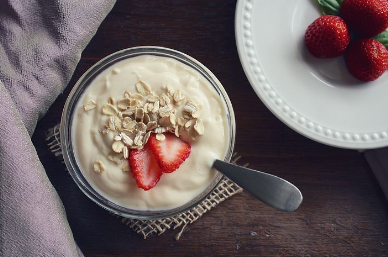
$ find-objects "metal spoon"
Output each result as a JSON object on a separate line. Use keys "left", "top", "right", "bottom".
{"left": 213, "top": 160, "right": 303, "bottom": 212}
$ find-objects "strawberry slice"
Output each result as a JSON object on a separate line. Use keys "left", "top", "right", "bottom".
{"left": 129, "top": 144, "right": 162, "bottom": 191}
{"left": 148, "top": 133, "right": 191, "bottom": 173}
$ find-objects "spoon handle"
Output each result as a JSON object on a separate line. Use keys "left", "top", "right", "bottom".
{"left": 213, "top": 160, "right": 303, "bottom": 212}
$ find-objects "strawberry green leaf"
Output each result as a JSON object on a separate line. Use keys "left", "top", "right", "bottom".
{"left": 315, "top": 0, "right": 343, "bottom": 16}
{"left": 373, "top": 30, "right": 388, "bottom": 52}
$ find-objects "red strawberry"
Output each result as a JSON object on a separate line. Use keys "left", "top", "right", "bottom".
{"left": 148, "top": 133, "right": 191, "bottom": 173}
{"left": 341, "top": 0, "right": 388, "bottom": 38}
{"left": 129, "top": 144, "right": 162, "bottom": 191}
{"left": 345, "top": 38, "right": 388, "bottom": 81}
{"left": 305, "top": 15, "right": 350, "bottom": 58}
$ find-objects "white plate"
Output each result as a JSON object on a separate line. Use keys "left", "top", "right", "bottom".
{"left": 235, "top": 0, "right": 388, "bottom": 150}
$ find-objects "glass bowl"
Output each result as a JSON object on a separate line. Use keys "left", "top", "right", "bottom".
{"left": 60, "top": 46, "right": 236, "bottom": 220}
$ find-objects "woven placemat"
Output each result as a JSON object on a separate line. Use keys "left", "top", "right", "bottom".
{"left": 46, "top": 124, "right": 243, "bottom": 239}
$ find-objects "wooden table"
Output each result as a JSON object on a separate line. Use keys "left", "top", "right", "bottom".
{"left": 32, "top": 0, "right": 388, "bottom": 256}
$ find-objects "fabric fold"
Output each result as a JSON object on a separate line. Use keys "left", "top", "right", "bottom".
{"left": 0, "top": 0, "right": 115, "bottom": 256}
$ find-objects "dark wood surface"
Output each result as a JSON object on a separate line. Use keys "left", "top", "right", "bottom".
{"left": 31, "top": 1, "right": 388, "bottom": 256}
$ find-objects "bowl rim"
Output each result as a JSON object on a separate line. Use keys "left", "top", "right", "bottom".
{"left": 60, "top": 46, "right": 236, "bottom": 220}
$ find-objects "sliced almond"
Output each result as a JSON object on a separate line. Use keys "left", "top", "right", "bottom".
{"left": 93, "top": 160, "right": 105, "bottom": 173}
{"left": 112, "top": 141, "right": 125, "bottom": 153}
{"left": 102, "top": 104, "right": 119, "bottom": 116}
{"left": 83, "top": 100, "right": 97, "bottom": 111}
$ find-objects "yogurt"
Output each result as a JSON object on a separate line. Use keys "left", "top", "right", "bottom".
{"left": 72, "top": 55, "right": 230, "bottom": 210}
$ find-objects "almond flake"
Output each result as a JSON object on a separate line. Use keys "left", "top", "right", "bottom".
{"left": 83, "top": 100, "right": 97, "bottom": 111}
{"left": 114, "top": 135, "right": 122, "bottom": 141}
{"left": 93, "top": 160, "right": 105, "bottom": 173}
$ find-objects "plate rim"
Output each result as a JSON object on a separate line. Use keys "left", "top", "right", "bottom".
{"left": 235, "top": 0, "right": 388, "bottom": 150}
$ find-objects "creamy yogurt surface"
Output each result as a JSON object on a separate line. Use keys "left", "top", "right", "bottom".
{"left": 72, "top": 55, "right": 230, "bottom": 210}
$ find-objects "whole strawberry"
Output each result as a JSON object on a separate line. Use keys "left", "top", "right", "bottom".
{"left": 305, "top": 15, "right": 350, "bottom": 58}
{"left": 345, "top": 38, "right": 388, "bottom": 81}
{"left": 341, "top": 0, "right": 388, "bottom": 38}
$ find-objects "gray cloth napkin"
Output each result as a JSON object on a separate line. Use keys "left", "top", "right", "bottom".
{"left": 365, "top": 149, "right": 388, "bottom": 200}
{"left": 0, "top": 0, "right": 115, "bottom": 256}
